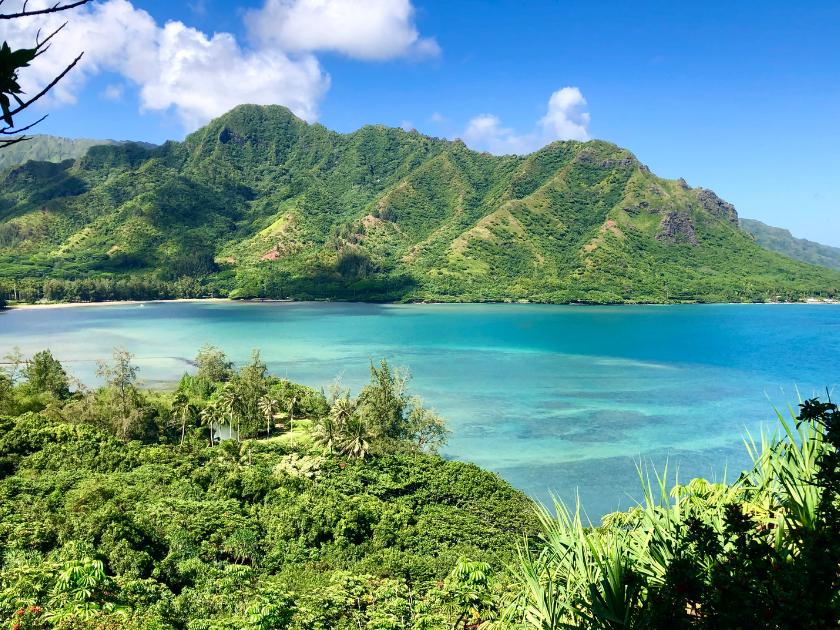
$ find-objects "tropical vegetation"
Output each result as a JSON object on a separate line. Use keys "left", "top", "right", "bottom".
{"left": 1, "top": 345, "right": 838, "bottom": 628}
{"left": 1, "top": 105, "right": 839, "bottom": 305}
{"left": 494, "top": 398, "right": 840, "bottom": 628}
{"left": 0, "top": 136, "right": 150, "bottom": 173}
{"left": 0, "top": 346, "right": 533, "bottom": 628}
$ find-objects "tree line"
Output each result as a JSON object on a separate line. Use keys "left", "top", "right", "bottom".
{"left": 0, "top": 275, "right": 227, "bottom": 305}
{"left": 0, "top": 344, "right": 447, "bottom": 459}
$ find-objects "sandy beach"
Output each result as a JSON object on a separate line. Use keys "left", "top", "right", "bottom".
{"left": 3, "top": 297, "right": 838, "bottom": 311}
{"left": 6, "top": 297, "right": 232, "bottom": 310}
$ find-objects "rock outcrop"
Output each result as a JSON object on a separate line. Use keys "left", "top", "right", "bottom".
{"left": 218, "top": 127, "right": 247, "bottom": 145}
{"left": 656, "top": 211, "right": 699, "bottom": 246}
{"left": 697, "top": 188, "right": 738, "bottom": 225}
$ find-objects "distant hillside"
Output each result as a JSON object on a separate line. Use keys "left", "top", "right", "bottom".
{"left": 0, "top": 135, "right": 154, "bottom": 172}
{"left": 0, "top": 104, "right": 838, "bottom": 304}
{"left": 741, "top": 218, "right": 840, "bottom": 272}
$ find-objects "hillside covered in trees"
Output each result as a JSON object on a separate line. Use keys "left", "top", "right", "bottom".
{"left": 0, "top": 136, "right": 124, "bottom": 173}
{"left": 1, "top": 346, "right": 838, "bottom": 628}
{"left": 741, "top": 218, "right": 840, "bottom": 272}
{"left": 1, "top": 105, "right": 838, "bottom": 305}
{"left": 0, "top": 346, "right": 535, "bottom": 628}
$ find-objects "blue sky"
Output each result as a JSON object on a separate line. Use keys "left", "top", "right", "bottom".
{"left": 7, "top": 0, "right": 840, "bottom": 245}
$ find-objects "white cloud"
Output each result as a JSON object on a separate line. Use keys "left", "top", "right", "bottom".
{"left": 462, "top": 87, "right": 591, "bottom": 155}
{"left": 0, "top": 0, "right": 159, "bottom": 106}
{"left": 464, "top": 114, "right": 532, "bottom": 155}
{"left": 539, "top": 87, "right": 590, "bottom": 142}
{"left": 430, "top": 111, "right": 447, "bottom": 123}
{"left": 138, "top": 22, "right": 328, "bottom": 129}
{"left": 245, "top": 0, "right": 440, "bottom": 60}
{"left": 0, "top": 0, "right": 436, "bottom": 131}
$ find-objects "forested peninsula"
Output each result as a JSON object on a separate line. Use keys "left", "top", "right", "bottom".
{"left": 1, "top": 105, "right": 839, "bottom": 306}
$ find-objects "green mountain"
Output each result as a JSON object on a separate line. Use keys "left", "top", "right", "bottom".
{"left": 0, "top": 105, "right": 838, "bottom": 304}
{"left": 740, "top": 218, "right": 840, "bottom": 272}
{"left": 0, "top": 135, "right": 156, "bottom": 172}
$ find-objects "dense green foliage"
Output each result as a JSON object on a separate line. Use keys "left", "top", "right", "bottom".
{"left": 497, "top": 400, "right": 840, "bottom": 629}
{"left": 1, "top": 345, "right": 838, "bottom": 627}
{"left": 741, "top": 218, "right": 840, "bottom": 272}
{"left": 0, "top": 136, "right": 133, "bottom": 173}
{"left": 1, "top": 105, "right": 838, "bottom": 305}
{"left": 0, "top": 347, "right": 534, "bottom": 628}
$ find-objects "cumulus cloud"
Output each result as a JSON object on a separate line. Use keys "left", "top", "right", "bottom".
{"left": 463, "top": 87, "right": 591, "bottom": 155}
{"left": 0, "top": 0, "right": 158, "bottom": 106}
{"left": 464, "top": 114, "right": 532, "bottom": 155}
{"left": 0, "top": 0, "right": 436, "bottom": 130}
{"left": 138, "top": 22, "right": 328, "bottom": 129}
{"left": 245, "top": 0, "right": 440, "bottom": 60}
{"left": 539, "top": 87, "right": 590, "bottom": 142}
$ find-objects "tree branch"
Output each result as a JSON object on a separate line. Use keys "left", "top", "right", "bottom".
{"left": 0, "top": 2, "right": 90, "bottom": 148}
{"left": 6, "top": 51, "right": 83, "bottom": 120}
{"left": 0, "top": 0, "right": 92, "bottom": 20}
{"left": 33, "top": 21, "right": 68, "bottom": 59}
{"left": 0, "top": 134, "right": 31, "bottom": 148}
{"left": 1, "top": 113, "right": 48, "bottom": 135}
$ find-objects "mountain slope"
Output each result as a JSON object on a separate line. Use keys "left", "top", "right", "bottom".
{"left": 741, "top": 218, "right": 840, "bottom": 272}
{"left": 0, "top": 135, "right": 156, "bottom": 173}
{"left": 0, "top": 104, "right": 838, "bottom": 304}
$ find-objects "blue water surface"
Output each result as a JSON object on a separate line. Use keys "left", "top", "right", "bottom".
{"left": 2, "top": 301, "right": 838, "bottom": 518}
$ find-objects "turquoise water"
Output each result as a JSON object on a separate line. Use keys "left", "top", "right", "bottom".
{"left": 1, "top": 301, "right": 838, "bottom": 517}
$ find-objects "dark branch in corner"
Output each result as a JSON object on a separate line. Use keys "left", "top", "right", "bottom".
{"left": 0, "top": 116, "right": 47, "bottom": 137}
{"left": 33, "top": 21, "right": 70, "bottom": 59}
{"left": 0, "top": 134, "right": 33, "bottom": 148}
{"left": 0, "top": 1, "right": 89, "bottom": 147}
{"left": 5, "top": 51, "right": 84, "bottom": 120}
{"left": 0, "top": 0, "right": 92, "bottom": 20}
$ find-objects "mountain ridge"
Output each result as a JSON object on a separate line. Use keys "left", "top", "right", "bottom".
{"left": 0, "top": 134, "right": 156, "bottom": 173}
{"left": 0, "top": 104, "right": 838, "bottom": 304}
{"left": 740, "top": 218, "right": 840, "bottom": 272}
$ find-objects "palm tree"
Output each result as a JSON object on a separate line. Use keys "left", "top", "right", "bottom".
{"left": 286, "top": 393, "right": 299, "bottom": 431}
{"left": 258, "top": 395, "right": 280, "bottom": 436}
{"left": 171, "top": 392, "right": 196, "bottom": 445}
{"left": 340, "top": 412, "right": 371, "bottom": 460}
{"left": 219, "top": 384, "right": 244, "bottom": 443}
{"left": 316, "top": 395, "right": 354, "bottom": 454}
{"left": 200, "top": 403, "right": 221, "bottom": 447}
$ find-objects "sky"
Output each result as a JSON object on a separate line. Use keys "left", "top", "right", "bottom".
{"left": 2, "top": 0, "right": 839, "bottom": 245}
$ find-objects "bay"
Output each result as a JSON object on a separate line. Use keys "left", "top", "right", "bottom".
{"left": 2, "top": 301, "right": 838, "bottom": 518}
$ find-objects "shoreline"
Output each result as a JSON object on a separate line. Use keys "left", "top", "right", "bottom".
{"left": 6, "top": 297, "right": 233, "bottom": 310}
{"left": 2, "top": 296, "right": 838, "bottom": 311}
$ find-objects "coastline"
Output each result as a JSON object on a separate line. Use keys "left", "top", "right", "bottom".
{"left": 2, "top": 296, "right": 837, "bottom": 311}
{"left": 6, "top": 297, "right": 233, "bottom": 310}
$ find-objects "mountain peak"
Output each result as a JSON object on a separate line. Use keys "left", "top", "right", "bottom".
{"left": 185, "top": 104, "right": 309, "bottom": 148}
{"left": 1, "top": 103, "right": 838, "bottom": 304}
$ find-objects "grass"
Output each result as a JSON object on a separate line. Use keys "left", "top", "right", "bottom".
{"left": 263, "top": 418, "right": 315, "bottom": 448}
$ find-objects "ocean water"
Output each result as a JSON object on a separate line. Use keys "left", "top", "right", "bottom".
{"left": 2, "top": 301, "right": 838, "bottom": 518}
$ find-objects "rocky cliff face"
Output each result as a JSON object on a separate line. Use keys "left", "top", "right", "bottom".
{"left": 656, "top": 211, "right": 699, "bottom": 245}
{"left": 697, "top": 188, "right": 738, "bottom": 225}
